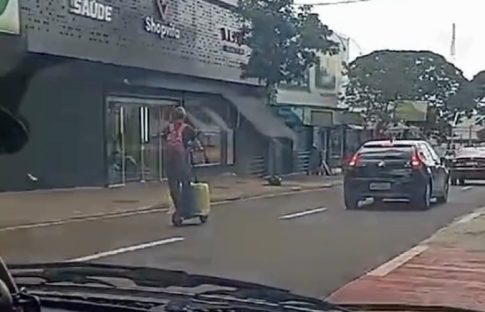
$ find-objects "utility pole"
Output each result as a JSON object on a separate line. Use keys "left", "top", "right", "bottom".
{"left": 450, "top": 23, "right": 456, "bottom": 63}
{"left": 449, "top": 23, "right": 457, "bottom": 148}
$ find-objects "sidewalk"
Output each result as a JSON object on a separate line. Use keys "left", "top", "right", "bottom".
{"left": 328, "top": 208, "right": 485, "bottom": 312}
{"left": 0, "top": 174, "right": 340, "bottom": 229}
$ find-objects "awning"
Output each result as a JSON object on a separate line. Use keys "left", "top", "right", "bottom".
{"left": 185, "top": 111, "right": 219, "bottom": 132}
{"left": 222, "top": 91, "right": 296, "bottom": 141}
{"left": 347, "top": 124, "right": 365, "bottom": 130}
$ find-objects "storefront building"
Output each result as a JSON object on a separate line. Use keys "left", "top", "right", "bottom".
{"left": 0, "top": 0, "right": 295, "bottom": 191}
{"left": 274, "top": 33, "right": 354, "bottom": 171}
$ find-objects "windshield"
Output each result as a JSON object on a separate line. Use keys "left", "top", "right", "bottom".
{"left": 358, "top": 146, "right": 414, "bottom": 160}
{"left": 2, "top": 1, "right": 485, "bottom": 312}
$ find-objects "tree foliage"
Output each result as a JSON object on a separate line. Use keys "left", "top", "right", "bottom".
{"left": 471, "top": 70, "right": 485, "bottom": 111}
{"left": 344, "top": 50, "right": 477, "bottom": 138}
{"left": 472, "top": 70, "right": 485, "bottom": 87}
{"left": 237, "top": 0, "right": 339, "bottom": 99}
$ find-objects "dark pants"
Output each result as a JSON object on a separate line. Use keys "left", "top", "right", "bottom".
{"left": 166, "top": 157, "right": 192, "bottom": 214}
{"left": 168, "top": 176, "right": 191, "bottom": 214}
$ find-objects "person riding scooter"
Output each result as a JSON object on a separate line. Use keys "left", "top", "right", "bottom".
{"left": 161, "top": 107, "right": 202, "bottom": 218}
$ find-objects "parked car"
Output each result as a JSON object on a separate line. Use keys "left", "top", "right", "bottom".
{"left": 450, "top": 146, "right": 485, "bottom": 185}
{"left": 343, "top": 140, "right": 449, "bottom": 210}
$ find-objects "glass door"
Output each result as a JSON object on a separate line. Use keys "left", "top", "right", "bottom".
{"left": 123, "top": 105, "right": 142, "bottom": 182}
{"left": 106, "top": 104, "right": 125, "bottom": 186}
{"left": 106, "top": 97, "right": 179, "bottom": 185}
{"left": 141, "top": 106, "right": 163, "bottom": 181}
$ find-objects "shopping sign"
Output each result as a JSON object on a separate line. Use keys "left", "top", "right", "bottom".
{"left": 144, "top": 0, "right": 181, "bottom": 39}
{"left": 0, "top": 0, "right": 20, "bottom": 34}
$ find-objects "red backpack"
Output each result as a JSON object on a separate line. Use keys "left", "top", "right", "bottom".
{"left": 166, "top": 122, "right": 187, "bottom": 157}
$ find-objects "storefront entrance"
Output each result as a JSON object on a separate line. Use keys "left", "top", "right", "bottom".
{"left": 105, "top": 96, "right": 179, "bottom": 186}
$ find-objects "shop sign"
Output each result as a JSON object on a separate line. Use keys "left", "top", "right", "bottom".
{"left": 220, "top": 27, "right": 244, "bottom": 55}
{"left": 69, "top": 0, "right": 113, "bottom": 22}
{"left": 0, "top": 0, "right": 20, "bottom": 34}
{"left": 310, "top": 109, "right": 333, "bottom": 127}
{"left": 144, "top": 0, "right": 181, "bottom": 39}
{"left": 220, "top": 27, "right": 243, "bottom": 45}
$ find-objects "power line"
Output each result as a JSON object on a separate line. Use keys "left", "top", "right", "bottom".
{"left": 295, "top": 0, "right": 373, "bottom": 6}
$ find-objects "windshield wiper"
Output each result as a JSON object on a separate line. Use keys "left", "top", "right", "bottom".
{"left": 9, "top": 262, "right": 349, "bottom": 311}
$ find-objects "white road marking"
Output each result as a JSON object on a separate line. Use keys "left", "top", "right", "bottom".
{"left": 67, "top": 237, "right": 185, "bottom": 262}
{"left": 367, "top": 245, "right": 429, "bottom": 277}
{"left": 456, "top": 211, "right": 483, "bottom": 224}
{"left": 279, "top": 207, "right": 327, "bottom": 220}
{"left": 0, "top": 207, "right": 168, "bottom": 233}
{"left": 2, "top": 186, "right": 339, "bottom": 232}
{"left": 461, "top": 186, "right": 472, "bottom": 191}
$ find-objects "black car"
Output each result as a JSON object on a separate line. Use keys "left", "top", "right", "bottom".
{"left": 343, "top": 140, "right": 449, "bottom": 210}
{"left": 450, "top": 146, "right": 485, "bottom": 185}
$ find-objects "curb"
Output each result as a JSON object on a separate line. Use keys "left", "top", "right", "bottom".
{"left": 0, "top": 181, "right": 341, "bottom": 232}
{"left": 326, "top": 205, "right": 485, "bottom": 301}
{"left": 421, "top": 206, "right": 485, "bottom": 245}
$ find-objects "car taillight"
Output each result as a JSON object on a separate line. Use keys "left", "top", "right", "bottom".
{"left": 410, "top": 149, "right": 423, "bottom": 169}
{"left": 349, "top": 153, "right": 359, "bottom": 167}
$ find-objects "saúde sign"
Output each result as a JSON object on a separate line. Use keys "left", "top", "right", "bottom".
{"left": 69, "top": 0, "right": 113, "bottom": 22}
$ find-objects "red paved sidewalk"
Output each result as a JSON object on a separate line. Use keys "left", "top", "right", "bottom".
{"left": 328, "top": 209, "right": 485, "bottom": 312}
{"left": 0, "top": 174, "right": 341, "bottom": 229}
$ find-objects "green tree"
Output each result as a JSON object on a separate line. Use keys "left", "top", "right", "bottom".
{"left": 237, "top": 0, "right": 339, "bottom": 102}
{"left": 472, "top": 70, "right": 485, "bottom": 87}
{"left": 344, "top": 50, "right": 476, "bottom": 139}
{"left": 470, "top": 70, "right": 485, "bottom": 112}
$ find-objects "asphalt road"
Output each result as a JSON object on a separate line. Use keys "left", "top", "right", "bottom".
{"left": 2, "top": 182, "right": 485, "bottom": 299}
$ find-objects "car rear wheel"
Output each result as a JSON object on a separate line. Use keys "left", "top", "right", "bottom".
{"left": 344, "top": 190, "right": 360, "bottom": 210}
{"left": 436, "top": 180, "right": 449, "bottom": 204}
{"left": 412, "top": 181, "right": 431, "bottom": 210}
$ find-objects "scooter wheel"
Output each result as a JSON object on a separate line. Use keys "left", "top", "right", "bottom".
{"left": 199, "top": 215, "right": 208, "bottom": 224}
{"left": 171, "top": 213, "right": 183, "bottom": 227}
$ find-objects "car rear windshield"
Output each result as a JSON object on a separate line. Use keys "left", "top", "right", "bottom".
{"left": 358, "top": 146, "right": 414, "bottom": 161}
{"left": 456, "top": 148, "right": 485, "bottom": 158}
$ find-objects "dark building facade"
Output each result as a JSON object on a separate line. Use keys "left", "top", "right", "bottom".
{"left": 0, "top": 0, "right": 295, "bottom": 191}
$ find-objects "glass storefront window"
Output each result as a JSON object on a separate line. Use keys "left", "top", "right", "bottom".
{"left": 315, "top": 57, "right": 337, "bottom": 91}
{"left": 226, "top": 129, "right": 234, "bottom": 165}
{"left": 192, "top": 131, "right": 223, "bottom": 166}
{"left": 106, "top": 96, "right": 235, "bottom": 185}
{"left": 105, "top": 96, "right": 178, "bottom": 185}
{"left": 329, "top": 127, "right": 343, "bottom": 167}
{"left": 186, "top": 105, "right": 234, "bottom": 167}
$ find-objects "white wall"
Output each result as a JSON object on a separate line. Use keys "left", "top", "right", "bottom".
{"left": 276, "top": 33, "right": 350, "bottom": 108}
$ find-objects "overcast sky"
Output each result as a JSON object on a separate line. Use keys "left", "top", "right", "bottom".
{"left": 305, "top": 0, "right": 484, "bottom": 79}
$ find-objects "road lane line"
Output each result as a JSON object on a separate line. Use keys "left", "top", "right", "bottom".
{"left": 2, "top": 185, "right": 341, "bottom": 233}
{"left": 367, "top": 245, "right": 429, "bottom": 277}
{"left": 461, "top": 186, "right": 472, "bottom": 191}
{"left": 67, "top": 237, "right": 185, "bottom": 262}
{"left": 279, "top": 207, "right": 327, "bottom": 220}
